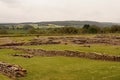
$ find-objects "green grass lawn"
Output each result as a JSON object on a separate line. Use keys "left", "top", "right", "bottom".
{"left": 0, "top": 49, "right": 120, "bottom": 80}
{"left": 19, "top": 44, "right": 120, "bottom": 55}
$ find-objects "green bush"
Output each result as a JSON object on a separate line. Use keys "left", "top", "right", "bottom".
{"left": 23, "top": 25, "right": 34, "bottom": 30}
{"left": 28, "top": 28, "right": 37, "bottom": 34}
{"left": 82, "top": 25, "right": 100, "bottom": 33}
{"left": 111, "top": 25, "right": 120, "bottom": 33}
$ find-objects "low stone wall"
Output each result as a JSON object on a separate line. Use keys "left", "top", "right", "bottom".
{"left": 25, "top": 49, "right": 120, "bottom": 61}
{"left": 3, "top": 46, "right": 120, "bottom": 62}
{"left": 0, "top": 61, "right": 27, "bottom": 80}
{"left": 0, "top": 36, "right": 120, "bottom": 46}
{"left": 29, "top": 36, "right": 120, "bottom": 45}
{"left": 12, "top": 54, "right": 33, "bottom": 58}
{"left": 0, "top": 42, "right": 25, "bottom": 46}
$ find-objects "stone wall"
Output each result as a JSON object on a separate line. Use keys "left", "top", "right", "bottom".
{"left": 12, "top": 54, "right": 33, "bottom": 58}
{"left": 24, "top": 49, "right": 120, "bottom": 61}
{"left": 3, "top": 46, "right": 120, "bottom": 62}
{"left": 0, "top": 36, "right": 120, "bottom": 46}
{"left": 0, "top": 42, "right": 25, "bottom": 46}
{"left": 0, "top": 61, "right": 27, "bottom": 80}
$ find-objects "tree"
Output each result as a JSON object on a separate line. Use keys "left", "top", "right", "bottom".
{"left": 0, "top": 25, "right": 8, "bottom": 29}
{"left": 88, "top": 25, "right": 100, "bottom": 33}
{"left": 110, "top": 25, "right": 120, "bottom": 33}
{"left": 83, "top": 24, "right": 90, "bottom": 29}
{"left": 101, "top": 27, "right": 111, "bottom": 33}
{"left": 28, "top": 28, "right": 37, "bottom": 34}
{"left": 82, "top": 24, "right": 100, "bottom": 33}
{"left": 11, "top": 25, "right": 16, "bottom": 30}
{"left": 23, "top": 25, "right": 34, "bottom": 30}
{"left": 82, "top": 24, "right": 90, "bottom": 33}
{"left": 59, "top": 27, "right": 78, "bottom": 34}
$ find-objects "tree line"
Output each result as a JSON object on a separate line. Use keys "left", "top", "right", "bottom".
{"left": 0, "top": 24, "right": 120, "bottom": 34}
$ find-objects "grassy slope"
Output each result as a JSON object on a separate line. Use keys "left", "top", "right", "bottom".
{"left": 20, "top": 44, "right": 120, "bottom": 55}
{"left": 0, "top": 49, "right": 120, "bottom": 80}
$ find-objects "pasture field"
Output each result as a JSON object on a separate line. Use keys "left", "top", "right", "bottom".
{"left": 0, "top": 44, "right": 120, "bottom": 80}
{"left": 0, "top": 34, "right": 120, "bottom": 80}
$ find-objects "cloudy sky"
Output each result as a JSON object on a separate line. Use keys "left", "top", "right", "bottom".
{"left": 0, "top": 0, "right": 120, "bottom": 23}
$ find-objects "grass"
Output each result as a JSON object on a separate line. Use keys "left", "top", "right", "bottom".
{"left": 19, "top": 44, "right": 120, "bottom": 55}
{"left": 10, "top": 36, "right": 34, "bottom": 42}
{"left": 7, "top": 30, "right": 27, "bottom": 34}
{"left": 0, "top": 74, "right": 10, "bottom": 80}
{"left": 0, "top": 49, "right": 120, "bottom": 80}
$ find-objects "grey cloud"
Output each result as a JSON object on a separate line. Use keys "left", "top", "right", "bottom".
{"left": 0, "top": 0, "right": 18, "bottom": 3}
{"left": 0, "top": 0, "right": 120, "bottom": 23}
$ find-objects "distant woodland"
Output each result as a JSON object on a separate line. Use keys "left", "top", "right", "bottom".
{"left": 0, "top": 21, "right": 120, "bottom": 35}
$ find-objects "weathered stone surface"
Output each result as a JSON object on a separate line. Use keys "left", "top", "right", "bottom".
{"left": 0, "top": 62, "right": 27, "bottom": 80}
{"left": 27, "top": 36, "right": 120, "bottom": 45}
{"left": 0, "top": 36, "right": 120, "bottom": 46}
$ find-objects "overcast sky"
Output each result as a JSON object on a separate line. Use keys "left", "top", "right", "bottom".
{"left": 0, "top": 0, "right": 120, "bottom": 23}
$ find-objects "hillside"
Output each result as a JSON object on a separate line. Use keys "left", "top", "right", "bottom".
{"left": 0, "top": 21, "right": 119, "bottom": 28}
{"left": 35, "top": 21, "right": 118, "bottom": 27}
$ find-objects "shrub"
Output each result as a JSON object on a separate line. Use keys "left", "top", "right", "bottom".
{"left": 28, "top": 28, "right": 37, "bottom": 34}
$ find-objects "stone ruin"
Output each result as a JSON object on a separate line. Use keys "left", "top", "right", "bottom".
{"left": 12, "top": 54, "right": 33, "bottom": 58}
{"left": 0, "top": 35, "right": 120, "bottom": 46}
{"left": 22, "top": 49, "right": 120, "bottom": 61}
{"left": 95, "top": 35, "right": 120, "bottom": 39}
{"left": 0, "top": 61, "right": 27, "bottom": 80}
{"left": 3, "top": 46, "right": 120, "bottom": 62}
{"left": 27, "top": 35, "right": 120, "bottom": 45}
{"left": 0, "top": 42, "right": 25, "bottom": 46}
{"left": 0, "top": 35, "right": 119, "bottom": 79}
{"left": 25, "top": 38, "right": 61, "bottom": 45}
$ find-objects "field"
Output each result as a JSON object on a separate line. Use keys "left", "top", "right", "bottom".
{"left": 0, "top": 35, "right": 120, "bottom": 80}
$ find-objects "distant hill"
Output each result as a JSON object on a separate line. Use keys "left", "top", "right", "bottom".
{"left": 35, "top": 21, "right": 119, "bottom": 27}
{"left": 0, "top": 21, "right": 119, "bottom": 27}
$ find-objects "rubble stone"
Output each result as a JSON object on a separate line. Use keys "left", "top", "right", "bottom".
{"left": 12, "top": 54, "right": 33, "bottom": 58}
{"left": 0, "top": 36, "right": 120, "bottom": 46}
{"left": 0, "top": 61, "right": 27, "bottom": 80}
